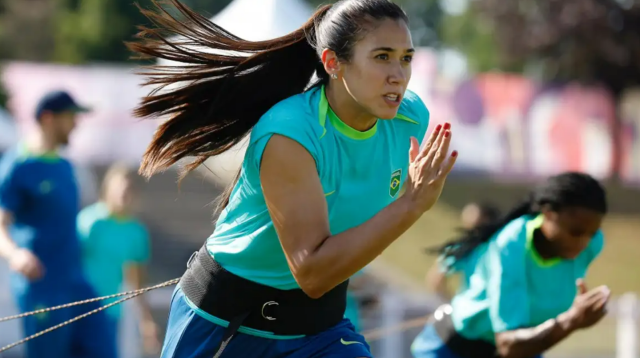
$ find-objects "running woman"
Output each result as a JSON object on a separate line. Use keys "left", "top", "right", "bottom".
{"left": 425, "top": 202, "right": 501, "bottom": 302}
{"left": 128, "top": 0, "right": 458, "bottom": 357}
{"left": 77, "top": 163, "right": 160, "bottom": 355}
{"left": 411, "top": 172, "right": 610, "bottom": 358}
{"left": 0, "top": 90, "right": 117, "bottom": 358}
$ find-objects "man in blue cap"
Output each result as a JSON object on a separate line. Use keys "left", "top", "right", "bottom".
{"left": 0, "top": 90, "right": 117, "bottom": 358}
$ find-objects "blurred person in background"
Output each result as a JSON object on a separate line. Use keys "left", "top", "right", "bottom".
{"left": 411, "top": 172, "right": 610, "bottom": 358}
{"left": 425, "top": 202, "right": 501, "bottom": 302}
{"left": 344, "top": 270, "right": 379, "bottom": 333}
{"left": 459, "top": 202, "right": 501, "bottom": 233}
{"left": 0, "top": 90, "right": 117, "bottom": 358}
{"left": 77, "top": 163, "right": 160, "bottom": 356}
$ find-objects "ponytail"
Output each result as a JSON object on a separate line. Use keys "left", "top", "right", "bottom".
{"left": 430, "top": 200, "right": 534, "bottom": 263}
{"left": 127, "top": 0, "right": 332, "bottom": 180}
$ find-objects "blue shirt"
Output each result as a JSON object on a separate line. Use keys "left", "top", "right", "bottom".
{"left": 0, "top": 145, "right": 83, "bottom": 291}
{"left": 207, "top": 85, "right": 430, "bottom": 289}
{"left": 77, "top": 202, "right": 150, "bottom": 319}
{"left": 444, "top": 214, "right": 604, "bottom": 343}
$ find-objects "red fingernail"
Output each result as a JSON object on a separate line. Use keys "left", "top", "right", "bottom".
{"left": 435, "top": 124, "right": 442, "bottom": 132}
{"left": 444, "top": 131, "right": 450, "bottom": 138}
{"left": 444, "top": 122, "right": 451, "bottom": 130}
{"left": 451, "top": 151, "right": 458, "bottom": 157}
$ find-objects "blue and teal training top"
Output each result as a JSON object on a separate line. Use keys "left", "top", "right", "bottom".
{"left": 0, "top": 145, "right": 83, "bottom": 291}
{"left": 206, "top": 85, "right": 430, "bottom": 290}
{"left": 441, "top": 214, "right": 604, "bottom": 343}
{"left": 77, "top": 202, "right": 150, "bottom": 319}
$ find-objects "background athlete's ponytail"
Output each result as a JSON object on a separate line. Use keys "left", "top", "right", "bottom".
{"left": 128, "top": 0, "right": 408, "bottom": 191}
{"left": 430, "top": 172, "right": 608, "bottom": 263}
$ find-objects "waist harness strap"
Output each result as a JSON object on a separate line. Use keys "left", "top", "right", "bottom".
{"left": 180, "top": 245, "right": 349, "bottom": 357}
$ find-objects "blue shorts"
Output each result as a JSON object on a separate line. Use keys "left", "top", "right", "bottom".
{"left": 15, "top": 279, "right": 118, "bottom": 358}
{"left": 411, "top": 324, "right": 541, "bottom": 358}
{"left": 161, "top": 286, "right": 372, "bottom": 358}
{"left": 411, "top": 323, "right": 461, "bottom": 358}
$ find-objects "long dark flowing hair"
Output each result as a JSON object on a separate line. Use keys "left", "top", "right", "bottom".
{"left": 126, "top": 0, "right": 408, "bottom": 210}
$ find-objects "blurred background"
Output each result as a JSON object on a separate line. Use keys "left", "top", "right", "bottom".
{"left": 0, "top": 0, "right": 639, "bottom": 357}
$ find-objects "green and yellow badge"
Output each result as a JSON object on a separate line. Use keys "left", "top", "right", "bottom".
{"left": 389, "top": 169, "right": 402, "bottom": 197}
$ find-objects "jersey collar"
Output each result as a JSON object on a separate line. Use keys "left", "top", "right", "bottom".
{"left": 525, "top": 214, "right": 562, "bottom": 267}
{"left": 317, "top": 85, "right": 378, "bottom": 140}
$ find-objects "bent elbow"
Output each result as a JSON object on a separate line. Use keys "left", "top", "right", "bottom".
{"left": 496, "top": 344, "right": 513, "bottom": 358}
{"left": 495, "top": 339, "right": 525, "bottom": 358}
{"left": 299, "top": 283, "right": 325, "bottom": 299}
{"left": 294, "top": 264, "right": 329, "bottom": 299}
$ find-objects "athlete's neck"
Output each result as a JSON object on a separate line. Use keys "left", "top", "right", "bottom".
{"left": 325, "top": 84, "right": 377, "bottom": 132}
{"left": 533, "top": 229, "right": 559, "bottom": 260}
{"left": 27, "top": 129, "right": 59, "bottom": 154}
{"left": 105, "top": 201, "right": 130, "bottom": 218}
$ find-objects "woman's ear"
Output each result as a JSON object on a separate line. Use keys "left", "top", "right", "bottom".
{"left": 321, "top": 49, "right": 341, "bottom": 78}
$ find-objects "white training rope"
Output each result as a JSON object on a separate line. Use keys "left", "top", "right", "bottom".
{"left": 0, "top": 278, "right": 180, "bottom": 353}
{"left": 0, "top": 276, "right": 431, "bottom": 353}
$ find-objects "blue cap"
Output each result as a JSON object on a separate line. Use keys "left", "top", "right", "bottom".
{"left": 35, "top": 90, "right": 90, "bottom": 120}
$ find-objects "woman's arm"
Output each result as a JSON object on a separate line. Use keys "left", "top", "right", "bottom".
{"left": 494, "top": 312, "right": 576, "bottom": 358}
{"left": 495, "top": 281, "right": 609, "bottom": 358}
{"left": 126, "top": 265, "right": 161, "bottom": 354}
{"left": 425, "top": 261, "right": 452, "bottom": 302}
{"left": 261, "top": 135, "right": 419, "bottom": 298}
{"left": 261, "top": 130, "right": 455, "bottom": 298}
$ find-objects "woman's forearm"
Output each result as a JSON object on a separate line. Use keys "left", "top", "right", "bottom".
{"left": 495, "top": 312, "right": 576, "bottom": 358}
{"left": 296, "top": 196, "right": 420, "bottom": 298}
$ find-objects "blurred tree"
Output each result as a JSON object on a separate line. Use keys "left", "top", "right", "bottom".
{"left": 53, "top": 0, "right": 232, "bottom": 64}
{"left": 0, "top": 0, "right": 56, "bottom": 61}
{"left": 448, "top": 0, "right": 640, "bottom": 97}
{"left": 440, "top": 7, "right": 518, "bottom": 73}
{"left": 0, "top": 0, "right": 231, "bottom": 64}
{"left": 0, "top": 77, "right": 7, "bottom": 109}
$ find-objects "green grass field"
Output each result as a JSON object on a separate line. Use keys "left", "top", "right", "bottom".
{"left": 377, "top": 201, "right": 640, "bottom": 356}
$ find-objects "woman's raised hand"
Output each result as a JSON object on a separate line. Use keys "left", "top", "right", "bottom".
{"left": 403, "top": 123, "right": 457, "bottom": 214}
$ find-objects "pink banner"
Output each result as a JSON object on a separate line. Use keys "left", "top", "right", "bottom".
{"left": 410, "top": 50, "right": 617, "bottom": 180}
{"left": 619, "top": 87, "right": 640, "bottom": 185}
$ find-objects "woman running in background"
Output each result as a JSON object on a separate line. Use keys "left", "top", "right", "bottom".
{"left": 77, "top": 163, "right": 160, "bottom": 355}
{"left": 128, "top": 0, "right": 458, "bottom": 357}
{"left": 411, "top": 172, "right": 611, "bottom": 358}
{"left": 425, "top": 202, "right": 501, "bottom": 302}
{"left": 345, "top": 270, "right": 379, "bottom": 333}
{"left": 459, "top": 202, "right": 501, "bottom": 232}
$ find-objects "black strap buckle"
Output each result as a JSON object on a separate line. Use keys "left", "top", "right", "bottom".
{"left": 261, "top": 301, "right": 279, "bottom": 321}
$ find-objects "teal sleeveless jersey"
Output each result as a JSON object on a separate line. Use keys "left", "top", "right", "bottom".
{"left": 206, "top": 85, "right": 430, "bottom": 290}
{"left": 440, "top": 214, "right": 604, "bottom": 343}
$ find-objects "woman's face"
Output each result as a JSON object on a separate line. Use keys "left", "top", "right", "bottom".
{"left": 541, "top": 207, "right": 604, "bottom": 259}
{"left": 105, "top": 175, "right": 134, "bottom": 210}
{"left": 338, "top": 18, "right": 414, "bottom": 120}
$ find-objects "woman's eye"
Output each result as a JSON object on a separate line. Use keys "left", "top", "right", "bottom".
{"left": 376, "top": 54, "right": 389, "bottom": 60}
{"left": 403, "top": 56, "right": 413, "bottom": 62}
